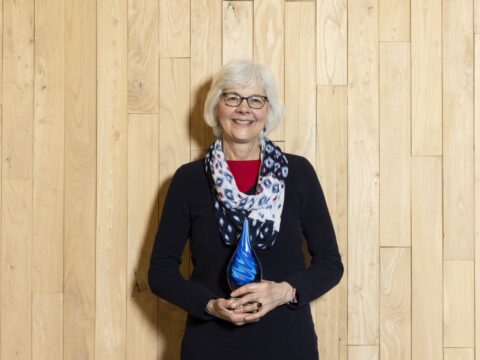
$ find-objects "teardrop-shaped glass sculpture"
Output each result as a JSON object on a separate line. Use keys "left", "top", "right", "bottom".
{"left": 227, "top": 218, "right": 263, "bottom": 290}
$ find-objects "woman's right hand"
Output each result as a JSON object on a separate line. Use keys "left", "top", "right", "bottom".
{"left": 205, "top": 298, "right": 258, "bottom": 326}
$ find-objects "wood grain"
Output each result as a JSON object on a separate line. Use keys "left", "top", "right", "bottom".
{"left": 348, "top": 346, "right": 379, "bottom": 359}
{"left": 443, "top": 0, "right": 474, "bottom": 260}
{"left": 411, "top": 0, "right": 442, "bottom": 155}
{"left": 223, "top": 1, "right": 253, "bottom": 64}
{"left": 64, "top": 0, "right": 96, "bottom": 357}
{"left": 379, "top": 0, "right": 410, "bottom": 41}
{"left": 380, "top": 248, "right": 411, "bottom": 360}
{"left": 445, "top": 348, "right": 475, "bottom": 360}
{"left": 347, "top": 0, "right": 380, "bottom": 346}
{"left": 0, "top": 0, "right": 479, "bottom": 358}
{"left": 127, "top": 114, "right": 158, "bottom": 359}
{"left": 0, "top": 0, "right": 3, "bottom": 104}
{"left": 411, "top": 157, "right": 443, "bottom": 360}
{"left": 95, "top": 0, "right": 128, "bottom": 358}
{"left": 32, "top": 293, "right": 63, "bottom": 360}
{"left": 2, "top": 0, "right": 34, "bottom": 180}
{"left": 1, "top": 180, "right": 33, "bottom": 359}
{"left": 128, "top": 0, "right": 158, "bottom": 113}
{"left": 1, "top": 0, "right": 34, "bottom": 357}
{"left": 444, "top": 260, "right": 475, "bottom": 347}
{"left": 285, "top": 1, "right": 316, "bottom": 164}
{"left": 191, "top": 0, "right": 221, "bottom": 151}
{"left": 317, "top": 0, "right": 347, "bottom": 85}
{"left": 475, "top": 0, "right": 480, "bottom": 34}
{"left": 159, "top": 0, "right": 190, "bottom": 57}
{"left": 158, "top": 57, "right": 191, "bottom": 358}
{"left": 379, "top": 42, "right": 411, "bottom": 247}
{"left": 32, "top": 0, "right": 64, "bottom": 293}
{"left": 475, "top": 32, "right": 480, "bottom": 360}
{"left": 316, "top": 85, "right": 348, "bottom": 360}
{"left": 254, "top": 0, "right": 285, "bottom": 141}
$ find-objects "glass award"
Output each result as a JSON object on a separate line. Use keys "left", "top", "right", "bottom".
{"left": 227, "top": 218, "right": 263, "bottom": 290}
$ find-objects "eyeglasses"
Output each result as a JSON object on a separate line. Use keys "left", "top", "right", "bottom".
{"left": 221, "top": 92, "right": 268, "bottom": 109}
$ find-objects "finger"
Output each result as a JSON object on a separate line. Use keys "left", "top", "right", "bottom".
{"left": 233, "top": 302, "right": 259, "bottom": 314}
{"left": 230, "top": 296, "right": 259, "bottom": 309}
{"left": 230, "top": 283, "right": 259, "bottom": 298}
{"left": 243, "top": 310, "right": 264, "bottom": 322}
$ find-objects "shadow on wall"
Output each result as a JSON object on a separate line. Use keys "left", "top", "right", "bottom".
{"left": 131, "top": 77, "right": 215, "bottom": 359}
{"left": 191, "top": 78, "right": 216, "bottom": 152}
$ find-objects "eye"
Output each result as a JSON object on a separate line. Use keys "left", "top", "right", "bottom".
{"left": 248, "top": 96, "right": 264, "bottom": 106}
{"left": 224, "top": 93, "right": 240, "bottom": 102}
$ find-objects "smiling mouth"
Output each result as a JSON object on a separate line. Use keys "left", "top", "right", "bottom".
{"left": 233, "top": 119, "right": 254, "bottom": 125}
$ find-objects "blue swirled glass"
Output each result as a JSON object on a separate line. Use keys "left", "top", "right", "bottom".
{"left": 227, "top": 218, "right": 263, "bottom": 290}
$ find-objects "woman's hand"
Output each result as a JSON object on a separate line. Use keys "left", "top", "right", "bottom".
{"left": 228, "top": 280, "right": 294, "bottom": 322}
{"left": 205, "top": 298, "right": 258, "bottom": 326}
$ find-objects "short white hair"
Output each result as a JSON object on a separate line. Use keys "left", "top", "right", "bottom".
{"left": 204, "top": 59, "right": 284, "bottom": 138}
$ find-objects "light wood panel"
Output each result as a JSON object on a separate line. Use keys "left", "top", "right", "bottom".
{"left": 32, "top": 293, "right": 63, "bottom": 360}
{"left": 96, "top": 0, "right": 128, "bottom": 358}
{"left": 316, "top": 0, "right": 347, "bottom": 85}
{"left": 444, "top": 260, "right": 475, "bottom": 347}
{"left": 316, "top": 85, "right": 348, "bottom": 360}
{"left": 411, "top": 0, "right": 442, "bottom": 155}
{"left": 33, "top": 0, "right": 64, "bottom": 294}
{"left": 223, "top": 1, "right": 253, "bottom": 64}
{"left": 475, "top": 0, "right": 480, "bottom": 34}
{"left": 443, "top": 0, "right": 475, "bottom": 260}
{"left": 1, "top": 180, "right": 33, "bottom": 359}
{"left": 347, "top": 0, "right": 379, "bottom": 346}
{"left": 348, "top": 346, "right": 379, "bottom": 359}
{"left": 1, "top": 0, "right": 34, "bottom": 358}
{"left": 159, "top": 0, "right": 190, "bottom": 58}
{"left": 127, "top": 114, "right": 158, "bottom": 359}
{"left": 2, "top": 1, "right": 480, "bottom": 359}
{"left": 64, "top": 0, "right": 96, "bottom": 358}
{"left": 0, "top": 0, "right": 3, "bottom": 104}
{"left": 412, "top": 157, "right": 443, "bottom": 360}
{"left": 379, "top": 0, "right": 410, "bottom": 41}
{"left": 158, "top": 57, "right": 191, "bottom": 357}
{"left": 159, "top": 58, "right": 191, "bottom": 187}
{"left": 254, "top": 0, "right": 284, "bottom": 141}
{"left": 380, "top": 247, "right": 411, "bottom": 360}
{"left": 190, "top": 0, "right": 221, "bottom": 151}
{"left": 2, "top": 0, "right": 34, "bottom": 180}
{"left": 379, "top": 42, "right": 411, "bottom": 247}
{"left": 128, "top": 0, "right": 158, "bottom": 113}
{"left": 475, "top": 32, "right": 480, "bottom": 360}
{"left": 285, "top": 1, "right": 316, "bottom": 163}
{"left": 445, "top": 348, "right": 475, "bottom": 360}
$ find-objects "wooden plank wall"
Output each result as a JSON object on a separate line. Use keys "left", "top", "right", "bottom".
{"left": 0, "top": 0, "right": 478, "bottom": 359}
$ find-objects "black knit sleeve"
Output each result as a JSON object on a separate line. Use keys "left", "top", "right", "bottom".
{"left": 148, "top": 166, "right": 216, "bottom": 320}
{"left": 285, "top": 158, "right": 344, "bottom": 307}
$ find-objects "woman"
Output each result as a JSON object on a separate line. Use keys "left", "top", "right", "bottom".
{"left": 148, "top": 59, "right": 343, "bottom": 359}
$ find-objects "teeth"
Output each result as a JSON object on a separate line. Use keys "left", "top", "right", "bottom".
{"left": 233, "top": 119, "right": 253, "bottom": 125}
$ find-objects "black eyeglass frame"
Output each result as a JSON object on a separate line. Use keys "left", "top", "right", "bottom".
{"left": 221, "top": 92, "right": 269, "bottom": 109}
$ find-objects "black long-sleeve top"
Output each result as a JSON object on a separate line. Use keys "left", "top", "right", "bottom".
{"left": 148, "top": 154, "right": 343, "bottom": 360}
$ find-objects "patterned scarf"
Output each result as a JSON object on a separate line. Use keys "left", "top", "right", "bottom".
{"left": 205, "top": 138, "right": 288, "bottom": 249}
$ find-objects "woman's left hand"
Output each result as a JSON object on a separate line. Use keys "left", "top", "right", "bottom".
{"left": 229, "top": 280, "right": 294, "bottom": 321}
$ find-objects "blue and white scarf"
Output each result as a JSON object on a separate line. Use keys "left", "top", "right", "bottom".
{"left": 205, "top": 138, "right": 288, "bottom": 249}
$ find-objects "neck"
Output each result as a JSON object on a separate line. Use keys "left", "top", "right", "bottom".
{"left": 222, "top": 139, "right": 261, "bottom": 160}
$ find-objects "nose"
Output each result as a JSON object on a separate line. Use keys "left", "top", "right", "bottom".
{"left": 235, "top": 98, "right": 251, "bottom": 113}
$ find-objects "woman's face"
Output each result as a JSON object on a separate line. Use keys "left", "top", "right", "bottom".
{"left": 216, "top": 83, "right": 268, "bottom": 146}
